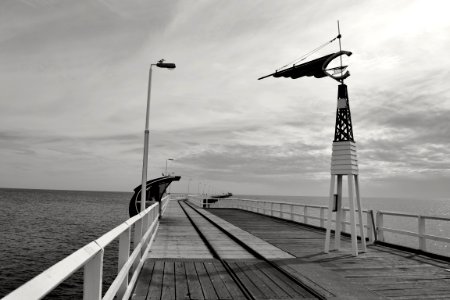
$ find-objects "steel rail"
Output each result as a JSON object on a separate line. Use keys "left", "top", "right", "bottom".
{"left": 181, "top": 200, "right": 324, "bottom": 300}
{"left": 178, "top": 201, "right": 256, "bottom": 300}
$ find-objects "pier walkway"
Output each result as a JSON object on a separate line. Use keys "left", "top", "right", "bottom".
{"left": 131, "top": 200, "right": 450, "bottom": 300}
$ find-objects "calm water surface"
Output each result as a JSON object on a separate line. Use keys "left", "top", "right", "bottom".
{"left": 0, "top": 188, "right": 131, "bottom": 298}
{"left": 1, "top": 189, "right": 450, "bottom": 298}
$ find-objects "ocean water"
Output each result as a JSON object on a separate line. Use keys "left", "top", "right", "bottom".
{"left": 1, "top": 189, "right": 450, "bottom": 298}
{"left": 0, "top": 188, "right": 131, "bottom": 299}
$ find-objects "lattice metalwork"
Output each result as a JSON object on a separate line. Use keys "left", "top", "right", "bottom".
{"left": 334, "top": 84, "right": 354, "bottom": 142}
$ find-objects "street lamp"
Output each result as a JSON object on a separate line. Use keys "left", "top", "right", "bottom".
{"left": 165, "top": 158, "right": 174, "bottom": 176}
{"left": 141, "top": 59, "right": 176, "bottom": 213}
{"left": 187, "top": 178, "right": 192, "bottom": 195}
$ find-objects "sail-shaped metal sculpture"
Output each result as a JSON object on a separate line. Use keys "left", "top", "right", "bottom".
{"left": 129, "top": 175, "right": 181, "bottom": 217}
{"left": 258, "top": 50, "right": 351, "bottom": 81}
{"left": 259, "top": 26, "right": 366, "bottom": 256}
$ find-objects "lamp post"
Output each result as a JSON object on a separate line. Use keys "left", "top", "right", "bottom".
{"left": 165, "top": 158, "right": 174, "bottom": 176}
{"left": 187, "top": 178, "right": 192, "bottom": 195}
{"left": 141, "top": 59, "right": 176, "bottom": 213}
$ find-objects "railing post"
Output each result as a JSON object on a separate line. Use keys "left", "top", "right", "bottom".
{"left": 133, "top": 219, "right": 143, "bottom": 271}
{"left": 303, "top": 206, "right": 308, "bottom": 224}
{"left": 320, "top": 208, "right": 325, "bottom": 228}
{"left": 83, "top": 248, "right": 103, "bottom": 300}
{"left": 342, "top": 210, "right": 347, "bottom": 233}
{"left": 290, "top": 204, "right": 294, "bottom": 221}
{"left": 376, "top": 211, "right": 384, "bottom": 242}
{"left": 117, "top": 228, "right": 131, "bottom": 299}
{"left": 418, "top": 216, "right": 426, "bottom": 251}
{"left": 367, "top": 211, "right": 374, "bottom": 243}
{"left": 271, "top": 202, "right": 274, "bottom": 216}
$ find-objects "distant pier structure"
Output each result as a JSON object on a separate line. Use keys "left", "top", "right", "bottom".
{"left": 259, "top": 22, "right": 366, "bottom": 256}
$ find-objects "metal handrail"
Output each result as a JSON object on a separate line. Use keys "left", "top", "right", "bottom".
{"left": 3, "top": 196, "right": 170, "bottom": 300}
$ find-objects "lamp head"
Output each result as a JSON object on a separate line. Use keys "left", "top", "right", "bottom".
{"left": 156, "top": 59, "right": 176, "bottom": 69}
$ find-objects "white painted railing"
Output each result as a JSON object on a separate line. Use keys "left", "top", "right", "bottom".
{"left": 376, "top": 210, "right": 450, "bottom": 252}
{"left": 188, "top": 196, "right": 450, "bottom": 256}
{"left": 189, "top": 197, "right": 375, "bottom": 243}
{"left": 4, "top": 195, "right": 170, "bottom": 300}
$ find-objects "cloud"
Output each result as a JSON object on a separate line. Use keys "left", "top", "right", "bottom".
{"left": 1, "top": 0, "right": 450, "bottom": 198}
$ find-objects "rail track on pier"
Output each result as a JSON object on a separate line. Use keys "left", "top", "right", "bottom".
{"left": 131, "top": 199, "right": 321, "bottom": 300}
{"left": 179, "top": 200, "right": 322, "bottom": 300}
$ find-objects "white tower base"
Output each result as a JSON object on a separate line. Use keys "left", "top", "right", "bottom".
{"left": 324, "top": 141, "right": 367, "bottom": 256}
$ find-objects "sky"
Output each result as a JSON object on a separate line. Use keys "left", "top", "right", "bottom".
{"left": 1, "top": 0, "right": 450, "bottom": 199}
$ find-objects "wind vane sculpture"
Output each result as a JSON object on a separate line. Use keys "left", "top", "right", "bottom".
{"left": 259, "top": 22, "right": 367, "bottom": 256}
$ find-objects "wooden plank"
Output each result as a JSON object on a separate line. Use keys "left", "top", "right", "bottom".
{"left": 147, "top": 260, "right": 164, "bottom": 300}
{"left": 236, "top": 261, "right": 279, "bottom": 299}
{"left": 195, "top": 262, "right": 218, "bottom": 300}
{"left": 226, "top": 261, "right": 266, "bottom": 299}
{"left": 149, "top": 201, "right": 213, "bottom": 259}
{"left": 207, "top": 208, "right": 450, "bottom": 299}
{"left": 132, "top": 260, "right": 155, "bottom": 299}
{"left": 256, "top": 261, "right": 312, "bottom": 298}
{"left": 161, "top": 262, "right": 175, "bottom": 300}
{"left": 203, "top": 261, "right": 232, "bottom": 299}
{"left": 185, "top": 261, "right": 204, "bottom": 300}
{"left": 175, "top": 261, "right": 189, "bottom": 300}
{"left": 213, "top": 261, "right": 246, "bottom": 299}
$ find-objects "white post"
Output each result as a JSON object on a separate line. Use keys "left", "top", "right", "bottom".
{"left": 320, "top": 207, "right": 325, "bottom": 228}
{"left": 355, "top": 175, "right": 367, "bottom": 251}
{"left": 304, "top": 206, "right": 308, "bottom": 224}
{"left": 334, "top": 175, "right": 343, "bottom": 250}
{"left": 133, "top": 219, "right": 143, "bottom": 271}
{"left": 418, "top": 216, "right": 426, "bottom": 251}
{"left": 376, "top": 212, "right": 384, "bottom": 242}
{"left": 83, "top": 249, "right": 103, "bottom": 300}
{"left": 325, "top": 175, "right": 336, "bottom": 253}
{"left": 117, "top": 228, "right": 131, "bottom": 298}
{"left": 367, "top": 210, "right": 374, "bottom": 243}
{"left": 141, "top": 66, "right": 153, "bottom": 213}
{"left": 348, "top": 175, "right": 358, "bottom": 256}
{"left": 341, "top": 210, "right": 347, "bottom": 233}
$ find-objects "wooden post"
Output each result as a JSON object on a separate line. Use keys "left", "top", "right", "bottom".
{"left": 367, "top": 210, "right": 374, "bottom": 243}
{"left": 334, "top": 175, "right": 343, "bottom": 250}
{"left": 418, "top": 216, "right": 426, "bottom": 251}
{"left": 341, "top": 210, "right": 347, "bottom": 233}
{"left": 132, "top": 219, "right": 143, "bottom": 272}
{"left": 348, "top": 176, "right": 358, "bottom": 256}
{"left": 355, "top": 175, "right": 367, "bottom": 251}
{"left": 117, "top": 228, "right": 131, "bottom": 299}
{"left": 376, "top": 212, "right": 384, "bottom": 242}
{"left": 304, "top": 206, "right": 308, "bottom": 224}
{"left": 83, "top": 249, "right": 103, "bottom": 300}
{"left": 320, "top": 207, "right": 325, "bottom": 228}
{"left": 324, "top": 175, "right": 336, "bottom": 253}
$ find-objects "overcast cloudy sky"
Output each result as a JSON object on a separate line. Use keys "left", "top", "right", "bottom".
{"left": 1, "top": 0, "right": 449, "bottom": 199}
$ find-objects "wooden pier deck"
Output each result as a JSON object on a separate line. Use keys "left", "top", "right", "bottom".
{"left": 131, "top": 200, "right": 450, "bottom": 300}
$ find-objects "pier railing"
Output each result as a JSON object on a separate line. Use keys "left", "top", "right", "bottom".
{"left": 188, "top": 196, "right": 450, "bottom": 257}
{"left": 188, "top": 196, "right": 375, "bottom": 242}
{"left": 376, "top": 210, "right": 450, "bottom": 253}
{"left": 4, "top": 195, "right": 170, "bottom": 300}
